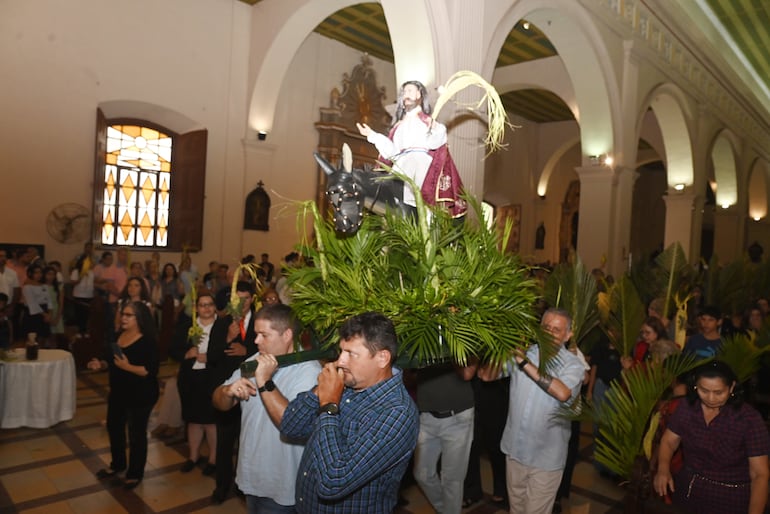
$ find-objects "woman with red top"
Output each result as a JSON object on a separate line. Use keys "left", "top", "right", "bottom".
{"left": 654, "top": 361, "right": 770, "bottom": 514}
{"left": 623, "top": 316, "right": 679, "bottom": 369}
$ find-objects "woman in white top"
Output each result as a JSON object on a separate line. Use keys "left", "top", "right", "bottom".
{"left": 22, "top": 264, "right": 50, "bottom": 341}
{"left": 70, "top": 255, "right": 95, "bottom": 336}
{"left": 170, "top": 292, "right": 219, "bottom": 475}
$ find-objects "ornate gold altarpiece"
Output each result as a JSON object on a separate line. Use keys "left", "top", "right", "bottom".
{"left": 315, "top": 55, "right": 393, "bottom": 215}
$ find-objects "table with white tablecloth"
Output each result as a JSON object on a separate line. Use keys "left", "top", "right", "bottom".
{"left": 0, "top": 349, "right": 77, "bottom": 429}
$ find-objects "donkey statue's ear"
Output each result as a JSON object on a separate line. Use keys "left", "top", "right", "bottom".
{"left": 314, "top": 152, "right": 337, "bottom": 177}
{"left": 342, "top": 143, "right": 353, "bottom": 173}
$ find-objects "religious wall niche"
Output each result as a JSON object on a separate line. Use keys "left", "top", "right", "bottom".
{"left": 243, "top": 180, "right": 271, "bottom": 231}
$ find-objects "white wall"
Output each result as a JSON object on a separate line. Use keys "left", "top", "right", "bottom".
{"left": 0, "top": 0, "right": 396, "bottom": 273}
{"left": 0, "top": 0, "right": 251, "bottom": 271}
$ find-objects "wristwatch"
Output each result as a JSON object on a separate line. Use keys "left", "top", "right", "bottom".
{"left": 318, "top": 402, "right": 340, "bottom": 415}
{"left": 257, "top": 380, "right": 276, "bottom": 394}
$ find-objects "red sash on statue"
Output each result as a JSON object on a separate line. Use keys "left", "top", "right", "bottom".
{"left": 421, "top": 144, "right": 467, "bottom": 218}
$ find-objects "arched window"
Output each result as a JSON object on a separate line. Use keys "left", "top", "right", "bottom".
{"left": 101, "top": 123, "right": 172, "bottom": 246}
{"left": 93, "top": 108, "right": 207, "bottom": 251}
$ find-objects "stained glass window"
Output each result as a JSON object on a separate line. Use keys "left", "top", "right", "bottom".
{"left": 101, "top": 125, "right": 172, "bottom": 247}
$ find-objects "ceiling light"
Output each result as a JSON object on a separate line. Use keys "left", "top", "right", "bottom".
{"left": 522, "top": 21, "right": 530, "bottom": 30}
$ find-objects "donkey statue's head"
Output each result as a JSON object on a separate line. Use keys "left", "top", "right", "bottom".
{"left": 315, "top": 143, "right": 414, "bottom": 234}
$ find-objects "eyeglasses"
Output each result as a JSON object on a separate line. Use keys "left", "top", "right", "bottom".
{"left": 121, "top": 313, "right": 136, "bottom": 317}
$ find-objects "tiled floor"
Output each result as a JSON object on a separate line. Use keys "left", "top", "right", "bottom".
{"left": 0, "top": 360, "right": 628, "bottom": 514}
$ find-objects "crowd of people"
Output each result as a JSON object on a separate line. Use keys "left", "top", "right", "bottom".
{"left": 2, "top": 78, "right": 769, "bottom": 513}
{"left": 4, "top": 238, "right": 770, "bottom": 513}
{"left": 0, "top": 244, "right": 294, "bottom": 349}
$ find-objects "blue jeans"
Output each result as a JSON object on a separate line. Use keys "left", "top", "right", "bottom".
{"left": 245, "top": 495, "right": 296, "bottom": 514}
{"left": 414, "top": 407, "right": 474, "bottom": 514}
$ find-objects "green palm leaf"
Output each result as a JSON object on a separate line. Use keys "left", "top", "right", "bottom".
{"left": 718, "top": 333, "right": 770, "bottom": 382}
{"left": 593, "top": 353, "right": 702, "bottom": 477}
{"left": 597, "top": 275, "right": 646, "bottom": 357}
{"left": 543, "top": 254, "right": 599, "bottom": 347}
{"left": 287, "top": 195, "right": 540, "bottom": 367}
{"left": 653, "top": 242, "right": 691, "bottom": 319}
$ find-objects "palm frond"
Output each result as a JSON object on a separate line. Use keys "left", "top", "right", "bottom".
{"left": 543, "top": 254, "right": 599, "bottom": 347}
{"left": 287, "top": 195, "right": 540, "bottom": 367}
{"left": 432, "top": 70, "right": 511, "bottom": 153}
{"left": 597, "top": 275, "right": 645, "bottom": 357}
{"left": 593, "top": 353, "right": 702, "bottom": 477}
{"left": 718, "top": 332, "right": 770, "bottom": 383}
{"left": 653, "top": 242, "right": 690, "bottom": 319}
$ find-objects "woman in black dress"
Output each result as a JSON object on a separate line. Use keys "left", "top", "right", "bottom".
{"left": 89, "top": 301, "right": 159, "bottom": 489}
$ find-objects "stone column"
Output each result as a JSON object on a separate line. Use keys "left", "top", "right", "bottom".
{"left": 662, "top": 191, "right": 697, "bottom": 261}
{"left": 574, "top": 165, "right": 617, "bottom": 272}
{"left": 712, "top": 207, "right": 744, "bottom": 263}
{"left": 610, "top": 166, "right": 639, "bottom": 277}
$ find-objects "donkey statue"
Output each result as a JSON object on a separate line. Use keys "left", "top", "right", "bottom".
{"left": 315, "top": 143, "right": 416, "bottom": 234}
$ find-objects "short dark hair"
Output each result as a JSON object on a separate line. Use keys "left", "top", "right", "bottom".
{"left": 339, "top": 312, "right": 398, "bottom": 364}
{"left": 26, "top": 264, "right": 43, "bottom": 279}
{"left": 255, "top": 304, "right": 297, "bottom": 335}
{"left": 699, "top": 305, "right": 722, "bottom": 320}
{"left": 687, "top": 360, "right": 742, "bottom": 408}
{"left": 196, "top": 292, "right": 215, "bottom": 305}
{"left": 236, "top": 280, "right": 255, "bottom": 295}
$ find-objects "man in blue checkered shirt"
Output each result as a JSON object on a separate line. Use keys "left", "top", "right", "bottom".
{"left": 280, "top": 312, "right": 419, "bottom": 513}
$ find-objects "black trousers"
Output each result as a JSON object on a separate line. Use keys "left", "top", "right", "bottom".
{"left": 72, "top": 297, "right": 92, "bottom": 334}
{"left": 464, "top": 377, "right": 509, "bottom": 500}
{"left": 106, "top": 397, "right": 154, "bottom": 480}
{"left": 214, "top": 405, "right": 241, "bottom": 491}
{"left": 557, "top": 420, "right": 581, "bottom": 499}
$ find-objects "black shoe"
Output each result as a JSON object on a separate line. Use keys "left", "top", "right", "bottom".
{"left": 95, "top": 468, "right": 120, "bottom": 479}
{"left": 180, "top": 459, "right": 197, "bottom": 473}
{"left": 123, "top": 479, "right": 142, "bottom": 490}
{"left": 202, "top": 463, "right": 216, "bottom": 476}
{"left": 211, "top": 487, "right": 228, "bottom": 505}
